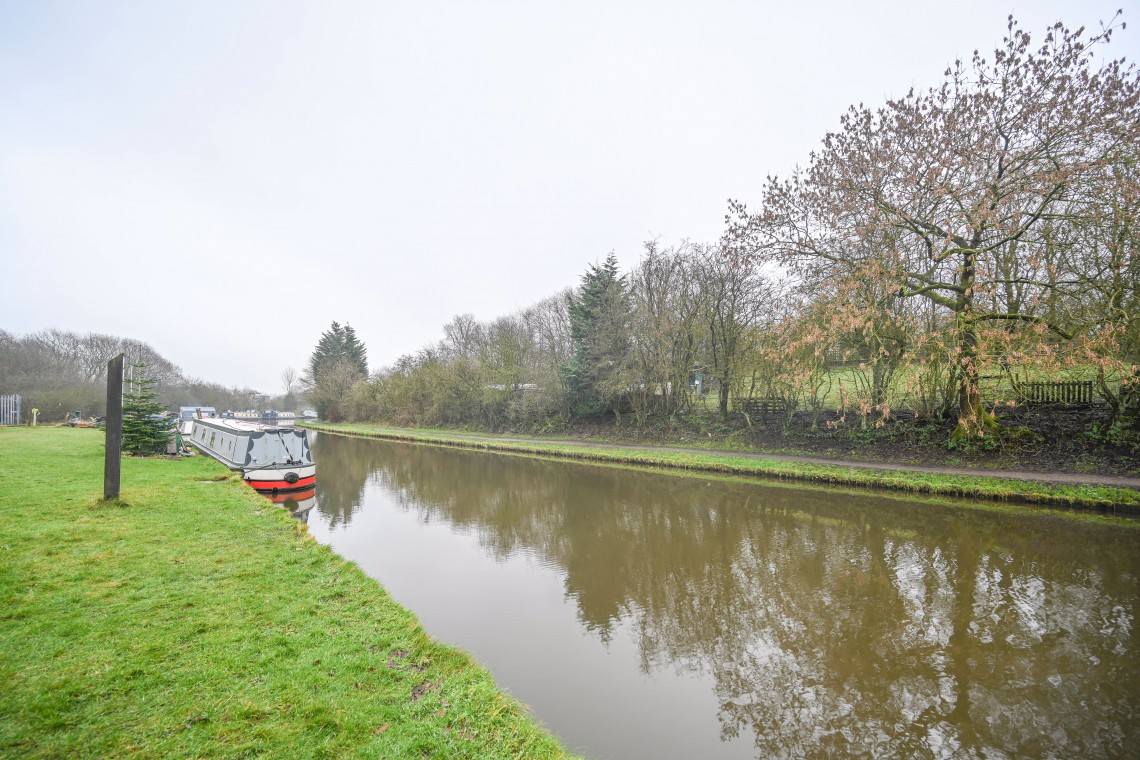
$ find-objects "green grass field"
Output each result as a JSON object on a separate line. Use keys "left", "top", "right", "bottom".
{"left": 0, "top": 427, "right": 574, "bottom": 759}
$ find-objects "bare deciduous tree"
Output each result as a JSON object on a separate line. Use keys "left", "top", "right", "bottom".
{"left": 731, "top": 14, "right": 1139, "bottom": 438}
{"left": 627, "top": 240, "right": 707, "bottom": 419}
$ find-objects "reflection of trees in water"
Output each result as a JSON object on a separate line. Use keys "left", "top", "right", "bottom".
{"left": 311, "top": 433, "right": 392, "bottom": 527}
{"left": 321, "top": 437, "right": 1140, "bottom": 757}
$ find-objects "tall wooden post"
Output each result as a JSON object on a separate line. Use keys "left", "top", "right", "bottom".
{"left": 104, "top": 353, "right": 124, "bottom": 500}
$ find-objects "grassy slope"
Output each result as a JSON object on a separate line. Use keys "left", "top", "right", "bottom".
{"left": 304, "top": 423, "right": 1140, "bottom": 509}
{"left": 0, "top": 427, "right": 573, "bottom": 759}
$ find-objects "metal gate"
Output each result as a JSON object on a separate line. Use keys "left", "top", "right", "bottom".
{"left": 0, "top": 394, "right": 20, "bottom": 425}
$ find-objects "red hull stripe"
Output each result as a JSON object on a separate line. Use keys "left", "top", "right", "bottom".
{"left": 246, "top": 475, "right": 317, "bottom": 492}
{"left": 266, "top": 488, "right": 316, "bottom": 503}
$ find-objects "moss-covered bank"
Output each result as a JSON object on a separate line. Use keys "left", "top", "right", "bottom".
{"left": 0, "top": 427, "right": 574, "bottom": 759}
{"left": 302, "top": 422, "right": 1140, "bottom": 510}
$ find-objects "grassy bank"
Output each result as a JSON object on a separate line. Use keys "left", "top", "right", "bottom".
{"left": 302, "top": 422, "right": 1140, "bottom": 510}
{"left": 0, "top": 427, "right": 574, "bottom": 759}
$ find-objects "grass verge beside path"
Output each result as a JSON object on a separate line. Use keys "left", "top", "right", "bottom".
{"left": 303, "top": 423, "right": 1140, "bottom": 510}
{"left": 0, "top": 427, "right": 574, "bottom": 759}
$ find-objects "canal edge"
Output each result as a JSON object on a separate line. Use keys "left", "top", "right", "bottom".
{"left": 301, "top": 423, "right": 1140, "bottom": 513}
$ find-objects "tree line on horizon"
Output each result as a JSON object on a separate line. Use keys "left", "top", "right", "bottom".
{"left": 307, "top": 15, "right": 1138, "bottom": 443}
{"left": 0, "top": 328, "right": 293, "bottom": 422}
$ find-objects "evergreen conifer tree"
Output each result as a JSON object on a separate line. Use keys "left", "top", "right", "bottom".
{"left": 121, "top": 363, "right": 170, "bottom": 455}
{"left": 563, "top": 254, "right": 632, "bottom": 417}
{"left": 307, "top": 322, "right": 368, "bottom": 383}
{"left": 304, "top": 322, "right": 369, "bottom": 420}
{"left": 341, "top": 324, "right": 367, "bottom": 376}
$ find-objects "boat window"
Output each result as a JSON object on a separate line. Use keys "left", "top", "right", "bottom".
{"left": 209, "top": 432, "right": 216, "bottom": 447}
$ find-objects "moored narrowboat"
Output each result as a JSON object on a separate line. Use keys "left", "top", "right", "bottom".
{"left": 224, "top": 410, "right": 297, "bottom": 427}
{"left": 187, "top": 417, "right": 315, "bottom": 493}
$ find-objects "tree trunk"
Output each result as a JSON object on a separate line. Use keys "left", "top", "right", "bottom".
{"left": 956, "top": 316, "right": 984, "bottom": 430}
{"left": 718, "top": 380, "right": 730, "bottom": 419}
{"left": 952, "top": 248, "right": 997, "bottom": 441}
{"left": 871, "top": 364, "right": 882, "bottom": 409}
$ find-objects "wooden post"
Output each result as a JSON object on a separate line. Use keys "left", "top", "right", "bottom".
{"left": 104, "top": 354, "right": 124, "bottom": 500}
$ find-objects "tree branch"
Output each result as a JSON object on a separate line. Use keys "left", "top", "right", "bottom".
{"left": 970, "top": 313, "right": 1074, "bottom": 340}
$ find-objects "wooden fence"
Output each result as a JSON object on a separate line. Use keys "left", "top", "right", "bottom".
{"left": 1015, "top": 380, "right": 1095, "bottom": 404}
{"left": 739, "top": 396, "right": 794, "bottom": 417}
{"left": 0, "top": 394, "right": 20, "bottom": 425}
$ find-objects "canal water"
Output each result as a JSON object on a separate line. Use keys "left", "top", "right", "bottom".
{"left": 291, "top": 431, "right": 1139, "bottom": 759}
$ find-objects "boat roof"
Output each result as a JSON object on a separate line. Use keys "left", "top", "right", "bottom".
{"left": 192, "top": 417, "right": 301, "bottom": 434}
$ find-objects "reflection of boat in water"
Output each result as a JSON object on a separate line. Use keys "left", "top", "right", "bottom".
{"left": 263, "top": 486, "right": 315, "bottom": 504}
{"left": 187, "top": 417, "right": 315, "bottom": 494}
{"left": 272, "top": 487, "right": 317, "bottom": 522}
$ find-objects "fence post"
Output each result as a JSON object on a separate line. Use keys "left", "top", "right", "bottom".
{"left": 0, "top": 394, "right": 19, "bottom": 426}
{"left": 104, "top": 354, "right": 124, "bottom": 501}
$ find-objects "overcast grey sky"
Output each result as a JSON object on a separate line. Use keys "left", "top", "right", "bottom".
{"left": 2, "top": 0, "right": 1135, "bottom": 393}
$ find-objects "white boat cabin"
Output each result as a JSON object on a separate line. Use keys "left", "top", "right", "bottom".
{"left": 189, "top": 417, "right": 313, "bottom": 470}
